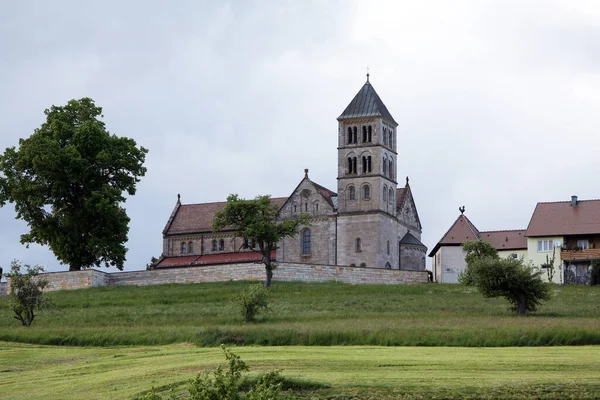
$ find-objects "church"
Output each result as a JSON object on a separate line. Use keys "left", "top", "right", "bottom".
{"left": 157, "top": 77, "right": 427, "bottom": 271}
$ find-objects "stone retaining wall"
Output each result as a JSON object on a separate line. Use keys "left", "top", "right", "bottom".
{"left": 33, "top": 263, "right": 428, "bottom": 292}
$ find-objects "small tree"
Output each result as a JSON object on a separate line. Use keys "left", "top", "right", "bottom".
{"left": 540, "top": 247, "right": 556, "bottom": 282}
{"left": 213, "top": 194, "right": 309, "bottom": 287}
{"left": 469, "top": 256, "right": 551, "bottom": 316}
{"left": 146, "top": 256, "right": 159, "bottom": 270}
{"left": 237, "top": 284, "right": 269, "bottom": 322}
{"left": 459, "top": 239, "right": 499, "bottom": 285}
{"left": 5, "top": 260, "right": 54, "bottom": 326}
{"left": 590, "top": 259, "right": 600, "bottom": 286}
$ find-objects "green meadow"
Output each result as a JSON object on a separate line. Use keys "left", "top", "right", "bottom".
{"left": 1, "top": 281, "right": 600, "bottom": 398}
{"left": 1, "top": 343, "right": 599, "bottom": 399}
{"left": 0, "top": 281, "right": 599, "bottom": 347}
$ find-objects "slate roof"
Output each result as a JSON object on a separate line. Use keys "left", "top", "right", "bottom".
{"left": 165, "top": 197, "right": 287, "bottom": 235}
{"left": 156, "top": 250, "right": 276, "bottom": 268}
{"left": 526, "top": 199, "right": 600, "bottom": 237}
{"left": 399, "top": 232, "right": 426, "bottom": 247}
{"left": 338, "top": 80, "right": 397, "bottom": 124}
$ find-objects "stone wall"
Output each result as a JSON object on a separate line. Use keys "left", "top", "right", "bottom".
{"left": 34, "top": 262, "right": 428, "bottom": 292}
{"left": 0, "top": 282, "right": 7, "bottom": 296}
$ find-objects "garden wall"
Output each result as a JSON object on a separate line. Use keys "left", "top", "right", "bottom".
{"left": 0, "top": 282, "right": 7, "bottom": 296}
{"left": 29, "top": 263, "right": 428, "bottom": 292}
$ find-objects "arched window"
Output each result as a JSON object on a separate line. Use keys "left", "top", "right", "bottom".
{"left": 348, "top": 186, "right": 355, "bottom": 200}
{"left": 383, "top": 127, "right": 388, "bottom": 145}
{"left": 383, "top": 185, "right": 387, "bottom": 202}
{"left": 188, "top": 241, "right": 193, "bottom": 254}
{"left": 389, "top": 160, "right": 393, "bottom": 179}
{"left": 293, "top": 205, "right": 297, "bottom": 213}
{"left": 367, "top": 156, "right": 372, "bottom": 172}
{"left": 389, "top": 130, "right": 393, "bottom": 148}
{"left": 368, "top": 125, "right": 372, "bottom": 142}
{"left": 360, "top": 262, "right": 366, "bottom": 268}
{"left": 347, "top": 157, "right": 357, "bottom": 174}
{"left": 363, "top": 185, "right": 370, "bottom": 200}
{"left": 355, "top": 238, "right": 362, "bottom": 252}
{"left": 314, "top": 202, "right": 319, "bottom": 213}
{"left": 362, "top": 126, "right": 367, "bottom": 143}
{"left": 383, "top": 157, "right": 387, "bottom": 176}
{"left": 385, "top": 262, "right": 391, "bottom": 269}
{"left": 387, "top": 240, "right": 390, "bottom": 255}
{"left": 352, "top": 126, "right": 357, "bottom": 143}
{"left": 389, "top": 188, "right": 394, "bottom": 203}
{"left": 362, "top": 156, "right": 367, "bottom": 173}
{"left": 211, "top": 240, "right": 217, "bottom": 252}
{"left": 301, "top": 229, "right": 311, "bottom": 255}
{"left": 347, "top": 127, "right": 353, "bottom": 144}
{"left": 180, "top": 242, "right": 186, "bottom": 254}
{"left": 352, "top": 157, "right": 357, "bottom": 173}
{"left": 219, "top": 239, "right": 224, "bottom": 251}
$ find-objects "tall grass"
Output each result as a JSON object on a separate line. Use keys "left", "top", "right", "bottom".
{"left": 0, "top": 281, "right": 599, "bottom": 347}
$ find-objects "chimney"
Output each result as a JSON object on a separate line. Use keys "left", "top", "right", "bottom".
{"left": 571, "top": 195, "right": 578, "bottom": 207}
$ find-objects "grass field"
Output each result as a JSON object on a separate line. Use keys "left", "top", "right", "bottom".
{"left": 1, "top": 342, "right": 599, "bottom": 399}
{"left": 0, "top": 281, "right": 599, "bottom": 347}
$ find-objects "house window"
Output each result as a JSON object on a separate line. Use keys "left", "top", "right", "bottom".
{"left": 188, "top": 241, "right": 193, "bottom": 254}
{"left": 356, "top": 238, "right": 362, "bottom": 252}
{"left": 219, "top": 239, "right": 225, "bottom": 251}
{"left": 348, "top": 186, "right": 356, "bottom": 200}
{"left": 363, "top": 185, "right": 370, "bottom": 200}
{"left": 211, "top": 240, "right": 217, "bottom": 252}
{"left": 180, "top": 242, "right": 186, "bottom": 254}
{"left": 301, "top": 229, "right": 311, "bottom": 255}
{"left": 577, "top": 240, "right": 589, "bottom": 250}
{"left": 510, "top": 253, "right": 518, "bottom": 258}
{"left": 537, "top": 240, "right": 554, "bottom": 252}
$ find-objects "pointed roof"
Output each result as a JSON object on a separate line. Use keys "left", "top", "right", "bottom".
{"left": 428, "top": 214, "right": 480, "bottom": 257}
{"left": 338, "top": 80, "right": 397, "bottom": 124}
{"left": 526, "top": 199, "right": 600, "bottom": 237}
{"left": 396, "top": 178, "right": 422, "bottom": 231}
{"left": 399, "top": 232, "right": 426, "bottom": 248}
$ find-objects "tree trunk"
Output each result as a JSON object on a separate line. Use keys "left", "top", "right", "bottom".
{"left": 264, "top": 266, "right": 273, "bottom": 288}
{"left": 517, "top": 296, "right": 527, "bottom": 316}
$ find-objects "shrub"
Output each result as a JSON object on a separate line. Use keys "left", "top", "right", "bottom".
{"left": 460, "top": 239, "right": 499, "bottom": 286}
{"left": 590, "top": 260, "right": 600, "bottom": 286}
{"left": 236, "top": 284, "right": 269, "bottom": 322}
{"left": 470, "top": 257, "right": 551, "bottom": 316}
{"left": 5, "top": 260, "right": 54, "bottom": 326}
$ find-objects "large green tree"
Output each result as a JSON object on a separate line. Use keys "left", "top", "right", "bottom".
{"left": 213, "top": 194, "right": 309, "bottom": 287}
{"left": 0, "top": 98, "right": 147, "bottom": 271}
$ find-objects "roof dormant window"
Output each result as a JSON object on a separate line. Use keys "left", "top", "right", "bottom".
{"left": 537, "top": 240, "right": 554, "bottom": 252}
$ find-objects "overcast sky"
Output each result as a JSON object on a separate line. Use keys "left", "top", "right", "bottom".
{"left": 1, "top": 0, "right": 600, "bottom": 273}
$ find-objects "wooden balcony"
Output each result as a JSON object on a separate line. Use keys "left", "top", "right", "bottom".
{"left": 560, "top": 248, "right": 600, "bottom": 261}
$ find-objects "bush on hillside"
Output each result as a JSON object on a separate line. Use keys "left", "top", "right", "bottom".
{"left": 459, "top": 239, "right": 499, "bottom": 286}
{"left": 236, "top": 284, "right": 269, "bottom": 323}
{"left": 5, "top": 260, "right": 54, "bottom": 326}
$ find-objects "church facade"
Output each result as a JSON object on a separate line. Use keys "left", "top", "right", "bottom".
{"left": 157, "top": 78, "right": 427, "bottom": 271}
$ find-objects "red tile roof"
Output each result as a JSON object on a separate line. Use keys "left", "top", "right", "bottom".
{"left": 479, "top": 230, "right": 527, "bottom": 251}
{"left": 526, "top": 199, "right": 600, "bottom": 237}
{"left": 166, "top": 197, "right": 287, "bottom": 235}
{"left": 156, "top": 250, "right": 276, "bottom": 268}
{"left": 428, "top": 214, "right": 526, "bottom": 256}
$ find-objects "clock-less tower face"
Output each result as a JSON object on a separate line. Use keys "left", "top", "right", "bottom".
{"left": 336, "top": 78, "right": 398, "bottom": 216}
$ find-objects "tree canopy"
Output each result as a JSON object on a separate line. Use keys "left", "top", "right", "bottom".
{"left": 461, "top": 239, "right": 551, "bottom": 316}
{"left": 0, "top": 98, "right": 147, "bottom": 271}
{"left": 213, "top": 194, "right": 309, "bottom": 287}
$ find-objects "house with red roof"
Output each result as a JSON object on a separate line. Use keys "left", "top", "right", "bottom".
{"left": 156, "top": 77, "right": 427, "bottom": 274}
{"left": 429, "top": 211, "right": 526, "bottom": 283}
{"left": 430, "top": 195, "right": 600, "bottom": 284}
